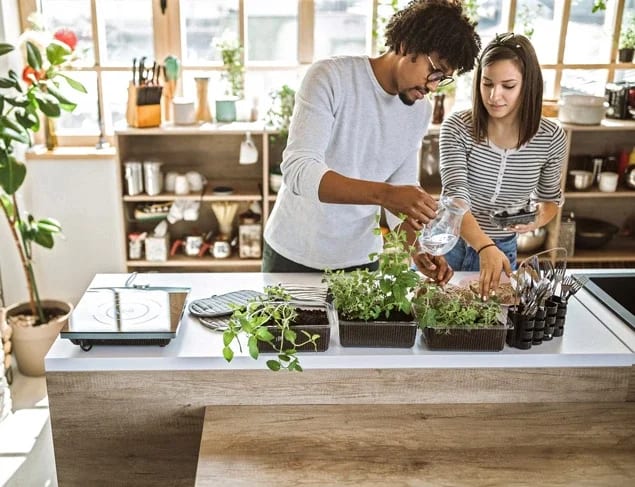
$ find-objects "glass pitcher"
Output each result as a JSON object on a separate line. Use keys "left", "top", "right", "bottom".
{"left": 418, "top": 196, "right": 469, "bottom": 256}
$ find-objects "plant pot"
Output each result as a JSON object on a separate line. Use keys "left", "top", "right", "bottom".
{"left": 215, "top": 98, "right": 238, "bottom": 123}
{"left": 618, "top": 48, "right": 634, "bottom": 63}
{"left": 4, "top": 300, "right": 73, "bottom": 376}
{"left": 422, "top": 325, "right": 509, "bottom": 351}
{"left": 257, "top": 305, "right": 333, "bottom": 353}
{"left": 338, "top": 311, "right": 416, "bottom": 348}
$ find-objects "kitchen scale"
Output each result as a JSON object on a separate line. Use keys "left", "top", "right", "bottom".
{"left": 61, "top": 285, "right": 190, "bottom": 351}
{"left": 574, "top": 272, "right": 635, "bottom": 332}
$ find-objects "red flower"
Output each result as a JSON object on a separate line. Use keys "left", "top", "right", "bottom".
{"left": 22, "top": 66, "right": 45, "bottom": 85}
{"left": 53, "top": 28, "right": 77, "bottom": 51}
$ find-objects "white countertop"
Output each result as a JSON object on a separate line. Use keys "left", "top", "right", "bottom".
{"left": 46, "top": 272, "right": 635, "bottom": 372}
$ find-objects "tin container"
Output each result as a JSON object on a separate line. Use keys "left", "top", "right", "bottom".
{"left": 124, "top": 161, "right": 143, "bottom": 196}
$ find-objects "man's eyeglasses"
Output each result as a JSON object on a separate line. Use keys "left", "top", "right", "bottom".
{"left": 426, "top": 55, "right": 454, "bottom": 87}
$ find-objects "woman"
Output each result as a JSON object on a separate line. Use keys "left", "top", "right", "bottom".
{"left": 439, "top": 33, "right": 567, "bottom": 299}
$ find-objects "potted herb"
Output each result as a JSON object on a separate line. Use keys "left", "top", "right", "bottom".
{"left": 324, "top": 221, "right": 420, "bottom": 348}
{"left": 222, "top": 285, "right": 331, "bottom": 372}
{"left": 0, "top": 18, "right": 85, "bottom": 376}
{"left": 413, "top": 282, "right": 508, "bottom": 351}
{"left": 265, "top": 84, "right": 296, "bottom": 176}
{"left": 618, "top": 14, "right": 635, "bottom": 63}
{"left": 214, "top": 33, "right": 244, "bottom": 122}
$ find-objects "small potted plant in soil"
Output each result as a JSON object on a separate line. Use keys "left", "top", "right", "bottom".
{"left": 618, "top": 14, "right": 635, "bottom": 63}
{"left": 0, "top": 17, "right": 85, "bottom": 376}
{"left": 413, "top": 282, "right": 509, "bottom": 352}
{"left": 324, "top": 221, "right": 420, "bottom": 348}
{"left": 222, "top": 285, "right": 332, "bottom": 372}
{"left": 213, "top": 32, "right": 244, "bottom": 122}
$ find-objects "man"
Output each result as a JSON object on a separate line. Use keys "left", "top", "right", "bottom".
{"left": 263, "top": 0, "right": 481, "bottom": 283}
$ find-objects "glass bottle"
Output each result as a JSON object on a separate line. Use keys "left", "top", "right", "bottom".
{"left": 558, "top": 212, "right": 576, "bottom": 257}
{"left": 432, "top": 93, "right": 445, "bottom": 124}
{"left": 418, "top": 196, "right": 469, "bottom": 256}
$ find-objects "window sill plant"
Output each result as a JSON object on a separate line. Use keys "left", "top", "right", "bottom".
{"left": 324, "top": 219, "right": 420, "bottom": 348}
{"left": 222, "top": 285, "right": 331, "bottom": 372}
{"left": 0, "top": 16, "right": 85, "bottom": 376}
{"left": 618, "top": 14, "right": 635, "bottom": 63}
{"left": 413, "top": 281, "right": 508, "bottom": 352}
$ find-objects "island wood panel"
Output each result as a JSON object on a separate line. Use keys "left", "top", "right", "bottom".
{"left": 47, "top": 366, "right": 631, "bottom": 486}
{"left": 196, "top": 403, "right": 635, "bottom": 487}
{"left": 629, "top": 366, "right": 635, "bottom": 402}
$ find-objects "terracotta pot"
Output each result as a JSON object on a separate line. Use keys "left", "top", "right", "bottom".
{"left": 4, "top": 300, "right": 73, "bottom": 377}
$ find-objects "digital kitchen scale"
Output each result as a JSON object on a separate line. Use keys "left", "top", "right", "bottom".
{"left": 574, "top": 272, "right": 635, "bottom": 331}
{"left": 61, "top": 286, "right": 190, "bottom": 351}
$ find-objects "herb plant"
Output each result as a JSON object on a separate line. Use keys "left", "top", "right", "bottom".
{"left": 324, "top": 218, "right": 420, "bottom": 321}
{"left": 222, "top": 285, "right": 320, "bottom": 372}
{"left": 414, "top": 281, "right": 503, "bottom": 331}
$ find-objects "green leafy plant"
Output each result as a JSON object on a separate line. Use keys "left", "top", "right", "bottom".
{"left": 215, "top": 34, "right": 244, "bottom": 98}
{"left": 516, "top": 1, "right": 543, "bottom": 39}
{"left": 413, "top": 281, "right": 503, "bottom": 331}
{"left": 619, "top": 14, "right": 635, "bottom": 50}
{"left": 222, "top": 285, "right": 321, "bottom": 372}
{"left": 0, "top": 18, "right": 85, "bottom": 324}
{"left": 372, "top": 0, "right": 399, "bottom": 55}
{"left": 324, "top": 217, "right": 420, "bottom": 321}
{"left": 265, "top": 84, "right": 296, "bottom": 144}
{"left": 592, "top": 0, "right": 607, "bottom": 13}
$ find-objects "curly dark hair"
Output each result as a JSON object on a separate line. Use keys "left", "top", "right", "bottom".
{"left": 384, "top": 0, "right": 481, "bottom": 74}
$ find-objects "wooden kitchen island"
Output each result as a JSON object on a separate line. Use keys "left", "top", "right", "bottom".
{"left": 45, "top": 272, "right": 635, "bottom": 486}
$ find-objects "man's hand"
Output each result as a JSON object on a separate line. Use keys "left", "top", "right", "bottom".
{"left": 383, "top": 185, "right": 437, "bottom": 230}
{"left": 413, "top": 252, "right": 453, "bottom": 285}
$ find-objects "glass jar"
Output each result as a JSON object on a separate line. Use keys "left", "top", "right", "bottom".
{"left": 418, "top": 196, "right": 469, "bottom": 256}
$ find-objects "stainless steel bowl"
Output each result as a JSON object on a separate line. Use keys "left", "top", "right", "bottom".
{"left": 569, "top": 170, "right": 594, "bottom": 190}
{"left": 517, "top": 228, "right": 547, "bottom": 253}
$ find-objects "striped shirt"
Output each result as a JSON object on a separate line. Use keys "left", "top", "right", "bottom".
{"left": 439, "top": 110, "right": 567, "bottom": 239}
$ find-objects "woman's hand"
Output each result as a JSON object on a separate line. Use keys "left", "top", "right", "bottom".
{"left": 413, "top": 253, "right": 454, "bottom": 285}
{"left": 478, "top": 245, "right": 512, "bottom": 300}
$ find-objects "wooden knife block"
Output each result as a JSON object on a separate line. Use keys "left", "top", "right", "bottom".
{"left": 126, "top": 82, "right": 162, "bottom": 128}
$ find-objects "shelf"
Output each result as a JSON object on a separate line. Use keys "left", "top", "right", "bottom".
{"left": 560, "top": 119, "right": 635, "bottom": 132}
{"left": 565, "top": 189, "right": 635, "bottom": 199}
{"left": 123, "top": 181, "right": 262, "bottom": 202}
{"left": 568, "top": 238, "right": 635, "bottom": 263}
{"left": 115, "top": 120, "right": 274, "bottom": 136}
{"left": 127, "top": 256, "right": 261, "bottom": 269}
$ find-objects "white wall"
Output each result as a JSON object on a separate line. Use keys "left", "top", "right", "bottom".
{"left": 0, "top": 157, "right": 126, "bottom": 306}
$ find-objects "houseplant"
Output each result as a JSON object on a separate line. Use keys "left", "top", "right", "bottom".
{"left": 214, "top": 33, "right": 244, "bottom": 122}
{"left": 265, "top": 84, "right": 296, "bottom": 181}
{"left": 0, "top": 19, "right": 85, "bottom": 375}
{"left": 222, "top": 285, "right": 330, "bottom": 372}
{"left": 413, "top": 281, "right": 508, "bottom": 351}
{"left": 618, "top": 14, "right": 635, "bottom": 63}
{"left": 324, "top": 219, "right": 421, "bottom": 347}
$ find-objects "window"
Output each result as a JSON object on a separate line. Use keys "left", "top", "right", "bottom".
{"left": 13, "top": 0, "right": 635, "bottom": 145}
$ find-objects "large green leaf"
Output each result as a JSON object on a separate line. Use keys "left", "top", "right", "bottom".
{"left": 0, "top": 77, "right": 16, "bottom": 89}
{"left": 33, "top": 229, "right": 55, "bottom": 249}
{"left": 37, "top": 218, "right": 63, "bottom": 233}
{"left": 0, "top": 155, "right": 26, "bottom": 194}
{"left": 26, "top": 41, "right": 42, "bottom": 71}
{"left": 15, "top": 109, "right": 38, "bottom": 130}
{"left": 46, "top": 40, "right": 71, "bottom": 66}
{"left": 0, "top": 124, "right": 30, "bottom": 145}
{"left": 46, "top": 83, "right": 77, "bottom": 112}
{"left": 0, "top": 43, "right": 14, "bottom": 57}
{"left": 34, "top": 91, "right": 61, "bottom": 117}
{"left": 58, "top": 73, "right": 87, "bottom": 93}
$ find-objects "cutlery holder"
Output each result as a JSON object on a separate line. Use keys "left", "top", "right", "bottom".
{"left": 506, "top": 307, "right": 535, "bottom": 350}
{"left": 546, "top": 295, "right": 567, "bottom": 337}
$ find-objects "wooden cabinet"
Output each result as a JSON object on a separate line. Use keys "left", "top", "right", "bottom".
{"left": 554, "top": 120, "right": 635, "bottom": 267}
{"left": 115, "top": 122, "right": 278, "bottom": 271}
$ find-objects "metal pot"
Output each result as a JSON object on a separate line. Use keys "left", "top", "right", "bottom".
{"left": 568, "top": 170, "right": 594, "bottom": 190}
{"left": 558, "top": 95, "right": 607, "bottom": 125}
{"left": 575, "top": 217, "right": 619, "bottom": 249}
{"left": 517, "top": 228, "right": 547, "bottom": 253}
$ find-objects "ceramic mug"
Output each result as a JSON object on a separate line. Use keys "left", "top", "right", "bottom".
{"left": 174, "top": 175, "right": 190, "bottom": 195}
{"left": 164, "top": 171, "right": 178, "bottom": 192}
{"left": 598, "top": 171, "right": 618, "bottom": 192}
{"left": 186, "top": 171, "right": 206, "bottom": 192}
{"left": 239, "top": 132, "right": 259, "bottom": 165}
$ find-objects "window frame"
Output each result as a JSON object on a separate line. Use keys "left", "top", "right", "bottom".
{"left": 14, "top": 0, "right": 635, "bottom": 146}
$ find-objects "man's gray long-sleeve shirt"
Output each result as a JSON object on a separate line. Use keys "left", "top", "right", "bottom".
{"left": 264, "top": 56, "right": 432, "bottom": 269}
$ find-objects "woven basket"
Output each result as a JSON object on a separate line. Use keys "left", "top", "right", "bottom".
{"left": 422, "top": 326, "right": 508, "bottom": 351}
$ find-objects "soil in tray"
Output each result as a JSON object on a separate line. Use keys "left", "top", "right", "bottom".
{"left": 257, "top": 308, "right": 331, "bottom": 353}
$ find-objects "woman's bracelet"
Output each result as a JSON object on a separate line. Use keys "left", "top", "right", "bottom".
{"left": 477, "top": 243, "right": 497, "bottom": 255}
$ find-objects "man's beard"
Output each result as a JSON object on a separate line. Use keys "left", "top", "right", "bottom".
{"left": 399, "top": 92, "right": 415, "bottom": 106}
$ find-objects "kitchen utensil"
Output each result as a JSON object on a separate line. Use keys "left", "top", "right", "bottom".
{"left": 211, "top": 201, "right": 239, "bottom": 236}
{"left": 239, "top": 132, "right": 259, "bottom": 164}
{"left": 143, "top": 161, "right": 163, "bottom": 196}
{"left": 568, "top": 170, "right": 594, "bottom": 190}
{"left": 418, "top": 196, "right": 468, "bottom": 256}
{"left": 558, "top": 94, "right": 607, "bottom": 125}
{"left": 124, "top": 161, "right": 143, "bottom": 196}
{"left": 598, "top": 171, "right": 619, "bottom": 192}
{"left": 575, "top": 217, "right": 619, "bottom": 249}
{"left": 516, "top": 228, "right": 547, "bottom": 253}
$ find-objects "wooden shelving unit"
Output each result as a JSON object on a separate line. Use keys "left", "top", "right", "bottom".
{"left": 115, "top": 122, "right": 277, "bottom": 271}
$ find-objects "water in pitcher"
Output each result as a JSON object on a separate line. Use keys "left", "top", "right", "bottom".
{"left": 418, "top": 196, "right": 469, "bottom": 256}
